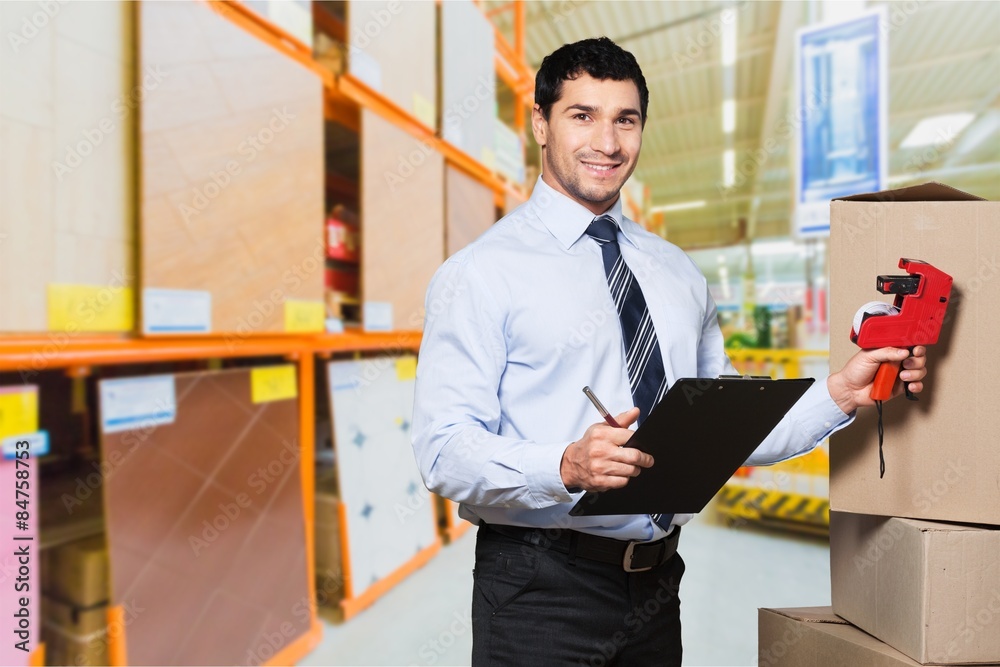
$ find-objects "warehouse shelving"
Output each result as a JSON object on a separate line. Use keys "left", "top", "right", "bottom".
{"left": 2, "top": 0, "right": 534, "bottom": 661}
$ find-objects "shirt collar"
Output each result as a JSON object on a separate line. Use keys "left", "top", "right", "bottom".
{"left": 528, "top": 174, "right": 639, "bottom": 250}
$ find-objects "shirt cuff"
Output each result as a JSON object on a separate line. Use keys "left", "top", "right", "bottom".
{"left": 797, "top": 379, "right": 855, "bottom": 442}
{"left": 522, "top": 442, "right": 575, "bottom": 507}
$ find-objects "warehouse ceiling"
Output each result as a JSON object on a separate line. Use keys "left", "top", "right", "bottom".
{"left": 488, "top": 0, "right": 1000, "bottom": 248}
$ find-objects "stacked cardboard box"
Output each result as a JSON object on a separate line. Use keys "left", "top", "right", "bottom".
{"left": 761, "top": 183, "right": 1000, "bottom": 665}
{"left": 315, "top": 464, "right": 344, "bottom": 609}
{"left": 41, "top": 536, "right": 110, "bottom": 667}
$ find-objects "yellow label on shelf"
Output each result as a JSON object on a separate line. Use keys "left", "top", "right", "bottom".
{"left": 284, "top": 300, "right": 325, "bottom": 333}
{"left": 481, "top": 147, "right": 496, "bottom": 171}
{"left": 251, "top": 365, "right": 298, "bottom": 404}
{"left": 47, "top": 284, "right": 134, "bottom": 332}
{"left": 0, "top": 388, "right": 39, "bottom": 440}
{"left": 413, "top": 93, "right": 436, "bottom": 129}
{"left": 395, "top": 357, "right": 417, "bottom": 381}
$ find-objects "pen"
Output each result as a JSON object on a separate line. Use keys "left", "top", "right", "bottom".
{"left": 582, "top": 386, "right": 623, "bottom": 428}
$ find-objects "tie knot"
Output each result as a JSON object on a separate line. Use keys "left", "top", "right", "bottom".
{"left": 586, "top": 215, "right": 619, "bottom": 244}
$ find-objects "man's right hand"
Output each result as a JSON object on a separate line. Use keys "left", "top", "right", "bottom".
{"left": 560, "top": 407, "right": 654, "bottom": 492}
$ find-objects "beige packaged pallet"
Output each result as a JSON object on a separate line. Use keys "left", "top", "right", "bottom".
{"left": 441, "top": 0, "right": 497, "bottom": 164}
{"left": 829, "top": 182, "right": 1000, "bottom": 526}
{"left": 830, "top": 512, "right": 1000, "bottom": 665}
{"left": 347, "top": 0, "right": 436, "bottom": 128}
{"left": 446, "top": 165, "right": 496, "bottom": 257}
{"left": 138, "top": 1, "right": 324, "bottom": 335}
{"left": 0, "top": 1, "right": 135, "bottom": 333}
{"left": 361, "top": 109, "right": 445, "bottom": 330}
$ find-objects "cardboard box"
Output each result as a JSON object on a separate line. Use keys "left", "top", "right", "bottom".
{"left": 315, "top": 490, "right": 344, "bottom": 607}
{"left": 47, "top": 535, "right": 109, "bottom": 608}
{"left": 42, "top": 620, "right": 108, "bottom": 667}
{"left": 759, "top": 607, "right": 963, "bottom": 667}
{"left": 42, "top": 594, "right": 108, "bottom": 637}
{"left": 829, "top": 182, "right": 1000, "bottom": 525}
{"left": 830, "top": 512, "right": 1000, "bottom": 664}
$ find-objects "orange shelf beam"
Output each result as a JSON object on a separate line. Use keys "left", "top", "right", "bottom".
{"left": 311, "top": 330, "right": 422, "bottom": 354}
{"left": 207, "top": 0, "right": 333, "bottom": 89}
{"left": 338, "top": 73, "right": 436, "bottom": 141}
{"left": 0, "top": 335, "right": 309, "bottom": 371}
{"left": 0, "top": 332, "right": 427, "bottom": 371}
{"left": 336, "top": 74, "right": 525, "bottom": 202}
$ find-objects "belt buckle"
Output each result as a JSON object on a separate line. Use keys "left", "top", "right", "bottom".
{"left": 622, "top": 541, "right": 653, "bottom": 572}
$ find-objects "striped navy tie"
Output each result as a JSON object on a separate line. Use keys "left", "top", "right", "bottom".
{"left": 586, "top": 214, "right": 673, "bottom": 533}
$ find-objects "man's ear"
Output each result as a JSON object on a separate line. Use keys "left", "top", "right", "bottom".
{"left": 531, "top": 104, "right": 548, "bottom": 148}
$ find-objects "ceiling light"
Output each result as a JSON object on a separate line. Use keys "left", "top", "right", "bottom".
{"left": 721, "top": 9, "right": 737, "bottom": 66}
{"left": 900, "top": 113, "right": 976, "bottom": 149}
{"left": 650, "top": 200, "right": 706, "bottom": 213}
{"left": 722, "top": 99, "right": 736, "bottom": 134}
{"left": 723, "top": 149, "right": 735, "bottom": 187}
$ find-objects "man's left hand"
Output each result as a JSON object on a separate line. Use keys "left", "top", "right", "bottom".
{"left": 827, "top": 345, "right": 929, "bottom": 414}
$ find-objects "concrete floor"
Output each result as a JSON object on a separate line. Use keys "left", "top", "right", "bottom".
{"left": 301, "top": 512, "right": 831, "bottom": 666}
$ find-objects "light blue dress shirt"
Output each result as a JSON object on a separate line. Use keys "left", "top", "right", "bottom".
{"left": 412, "top": 176, "right": 852, "bottom": 541}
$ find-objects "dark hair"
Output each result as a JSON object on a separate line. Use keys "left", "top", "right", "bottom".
{"left": 534, "top": 37, "right": 649, "bottom": 125}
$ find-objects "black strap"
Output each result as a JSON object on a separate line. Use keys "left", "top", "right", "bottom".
{"left": 876, "top": 400, "right": 886, "bottom": 478}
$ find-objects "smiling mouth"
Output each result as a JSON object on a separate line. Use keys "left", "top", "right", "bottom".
{"left": 581, "top": 161, "right": 622, "bottom": 175}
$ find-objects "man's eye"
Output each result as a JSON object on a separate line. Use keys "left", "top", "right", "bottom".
{"left": 618, "top": 117, "right": 635, "bottom": 125}
{"left": 574, "top": 114, "right": 590, "bottom": 121}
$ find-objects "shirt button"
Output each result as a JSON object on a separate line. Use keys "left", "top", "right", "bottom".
{"left": 824, "top": 421, "right": 832, "bottom": 429}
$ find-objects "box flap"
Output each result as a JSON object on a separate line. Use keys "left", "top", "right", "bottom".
{"left": 896, "top": 516, "right": 1000, "bottom": 533}
{"left": 761, "top": 606, "right": 851, "bottom": 625}
{"left": 833, "top": 182, "right": 986, "bottom": 203}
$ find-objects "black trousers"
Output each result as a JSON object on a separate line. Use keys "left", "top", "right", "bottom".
{"left": 471, "top": 524, "right": 685, "bottom": 667}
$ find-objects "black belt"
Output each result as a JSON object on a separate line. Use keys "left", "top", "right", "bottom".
{"left": 483, "top": 523, "right": 680, "bottom": 573}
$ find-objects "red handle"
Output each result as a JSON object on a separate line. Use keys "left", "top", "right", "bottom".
{"left": 870, "top": 360, "right": 902, "bottom": 401}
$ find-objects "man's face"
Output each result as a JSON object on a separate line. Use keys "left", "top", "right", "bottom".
{"left": 531, "top": 73, "right": 643, "bottom": 216}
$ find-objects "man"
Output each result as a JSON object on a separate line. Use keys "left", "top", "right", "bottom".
{"left": 412, "top": 37, "right": 927, "bottom": 666}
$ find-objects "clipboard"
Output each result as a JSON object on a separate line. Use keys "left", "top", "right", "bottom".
{"left": 569, "top": 376, "right": 815, "bottom": 517}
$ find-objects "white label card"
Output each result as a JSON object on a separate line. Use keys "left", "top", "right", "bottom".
{"left": 143, "top": 288, "right": 212, "bottom": 334}
{"left": 100, "top": 375, "right": 177, "bottom": 434}
{"left": 363, "top": 302, "right": 394, "bottom": 332}
{"left": 2, "top": 431, "right": 49, "bottom": 459}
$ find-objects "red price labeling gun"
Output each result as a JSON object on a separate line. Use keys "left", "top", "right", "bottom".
{"left": 850, "top": 258, "right": 953, "bottom": 401}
